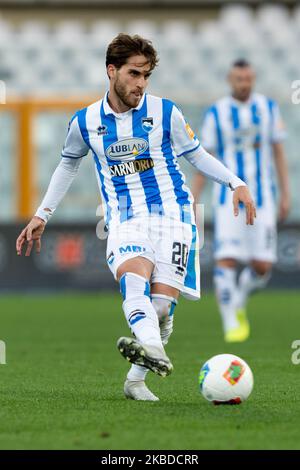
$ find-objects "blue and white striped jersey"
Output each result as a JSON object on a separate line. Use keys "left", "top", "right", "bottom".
{"left": 62, "top": 92, "right": 200, "bottom": 225}
{"left": 201, "top": 93, "right": 286, "bottom": 210}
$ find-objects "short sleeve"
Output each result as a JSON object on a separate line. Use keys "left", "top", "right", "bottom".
{"left": 270, "top": 101, "right": 286, "bottom": 143}
{"left": 61, "top": 114, "right": 90, "bottom": 159}
{"left": 200, "top": 108, "right": 217, "bottom": 151}
{"left": 170, "top": 105, "right": 200, "bottom": 157}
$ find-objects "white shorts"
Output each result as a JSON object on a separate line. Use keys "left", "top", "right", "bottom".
{"left": 214, "top": 204, "right": 277, "bottom": 263}
{"left": 106, "top": 215, "right": 200, "bottom": 300}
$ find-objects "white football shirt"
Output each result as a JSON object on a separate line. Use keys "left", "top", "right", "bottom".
{"left": 200, "top": 93, "right": 286, "bottom": 210}
{"left": 62, "top": 92, "right": 200, "bottom": 226}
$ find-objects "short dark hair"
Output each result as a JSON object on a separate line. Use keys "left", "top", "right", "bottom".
{"left": 106, "top": 33, "right": 159, "bottom": 71}
{"left": 232, "top": 58, "right": 251, "bottom": 68}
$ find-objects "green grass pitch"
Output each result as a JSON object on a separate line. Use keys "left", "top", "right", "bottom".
{"left": 0, "top": 290, "right": 300, "bottom": 450}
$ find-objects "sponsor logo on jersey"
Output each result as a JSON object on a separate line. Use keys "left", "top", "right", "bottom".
{"left": 109, "top": 158, "right": 154, "bottom": 177}
{"left": 106, "top": 137, "right": 148, "bottom": 161}
{"left": 119, "top": 245, "right": 146, "bottom": 254}
{"left": 141, "top": 117, "right": 154, "bottom": 133}
{"left": 185, "top": 123, "right": 195, "bottom": 140}
{"left": 97, "top": 125, "right": 108, "bottom": 136}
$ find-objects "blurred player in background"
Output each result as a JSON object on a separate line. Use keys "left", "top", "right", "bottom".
{"left": 192, "top": 59, "right": 290, "bottom": 343}
{"left": 16, "top": 36, "right": 255, "bottom": 401}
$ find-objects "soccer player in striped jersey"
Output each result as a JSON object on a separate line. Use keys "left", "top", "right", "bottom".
{"left": 192, "top": 59, "right": 290, "bottom": 343}
{"left": 16, "top": 36, "right": 255, "bottom": 401}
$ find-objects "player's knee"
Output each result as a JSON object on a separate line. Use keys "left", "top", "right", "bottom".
{"left": 116, "top": 257, "right": 153, "bottom": 282}
{"left": 119, "top": 272, "right": 151, "bottom": 303}
{"left": 251, "top": 261, "right": 272, "bottom": 277}
{"left": 151, "top": 294, "right": 177, "bottom": 322}
{"left": 217, "top": 259, "right": 237, "bottom": 269}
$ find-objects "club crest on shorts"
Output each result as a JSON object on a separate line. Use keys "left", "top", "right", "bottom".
{"left": 141, "top": 117, "right": 154, "bottom": 133}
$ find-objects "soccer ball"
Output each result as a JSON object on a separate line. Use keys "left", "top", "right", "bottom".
{"left": 199, "top": 354, "right": 254, "bottom": 405}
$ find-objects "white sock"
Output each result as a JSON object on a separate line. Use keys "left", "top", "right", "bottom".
{"left": 127, "top": 364, "right": 149, "bottom": 382}
{"left": 214, "top": 267, "right": 239, "bottom": 332}
{"left": 151, "top": 294, "right": 177, "bottom": 346}
{"left": 237, "top": 266, "right": 271, "bottom": 309}
{"left": 127, "top": 294, "right": 177, "bottom": 382}
{"left": 120, "top": 272, "right": 162, "bottom": 348}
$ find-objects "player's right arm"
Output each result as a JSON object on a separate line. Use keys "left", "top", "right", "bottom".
{"left": 16, "top": 113, "right": 89, "bottom": 256}
{"left": 269, "top": 101, "right": 290, "bottom": 221}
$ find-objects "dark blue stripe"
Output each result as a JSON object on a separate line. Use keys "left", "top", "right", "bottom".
{"left": 144, "top": 281, "right": 150, "bottom": 298}
{"left": 162, "top": 99, "right": 191, "bottom": 223}
{"left": 76, "top": 108, "right": 90, "bottom": 145}
{"left": 210, "top": 106, "right": 226, "bottom": 205}
{"left": 76, "top": 108, "right": 111, "bottom": 222}
{"left": 120, "top": 275, "right": 126, "bottom": 300}
{"left": 177, "top": 142, "right": 200, "bottom": 158}
{"left": 213, "top": 267, "right": 225, "bottom": 277}
{"left": 231, "top": 105, "right": 246, "bottom": 183}
{"left": 267, "top": 98, "right": 274, "bottom": 130}
{"left": 93, "top": 152, "right": 111, "bottom": 223}
{"left": 100, "top": 102, "right": 133, "bottom": 223}
{"left": 251, "top": 102, "right": 263, "bottom": 207}
{"left": 169, "top": 301, "right": 177, "bottom": 317}
{"left": 61, "top": 154, "right": 86, "bottom": 159}
{"left": 130, "top": 315, "right": 145, "bottom": 325}
{"left": 67, "top": 112, "right": 78, "bottom": 134}
{"left": 132, "top": 96, "right": 163, "bottom": 215}
{"left": 184, "top": 225, "right": 197, "bottom": 290}
{"left": 267, "top": 98, "right": 277, "bottom": 201}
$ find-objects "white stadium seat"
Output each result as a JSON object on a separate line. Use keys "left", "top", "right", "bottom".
{"left": 0, "top": 14, "right": 296, "bottom": 102}
{"left": 126, "top": 20, "right": 159, "bottom": 41}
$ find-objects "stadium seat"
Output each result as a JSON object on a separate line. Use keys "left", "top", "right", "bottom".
{"left": 126, "top": 20, "right": 159, "bottom": 41}
{"left": 89, "top": 20, "right": 122, "bottom": 46}
{"left": 161, "top": 20, "right": 194, "bottom": 49}
{"left": 219, "top": 4, "right": 254, "bottom": 26}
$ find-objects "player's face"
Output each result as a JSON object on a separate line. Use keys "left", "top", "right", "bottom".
{"left": 111, "top": 55, "right": 152, "bottom": 109}
{"left": 229, "top": 66, "right": 255, "bottom": 102}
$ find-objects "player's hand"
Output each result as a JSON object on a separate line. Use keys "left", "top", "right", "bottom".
{"left": 233, "top": 186, "right": 256, "bottom": 225}
{"left": 278, "top": 195, "right": 290, "bottom": 222}
{"left": 16, "top": 217, "right": 46, "bottom": 257}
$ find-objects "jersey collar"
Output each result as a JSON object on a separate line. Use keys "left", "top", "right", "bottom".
{"left": 103, "top": 91, "right": 146, "bottom": 118}
{"left": 230, "top": 93, "right": 255, "bottom": 106}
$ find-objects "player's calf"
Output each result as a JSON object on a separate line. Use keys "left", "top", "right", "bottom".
{"left": 120, "top": 272, "right": 162, "bottom": 348}
{"left": 125, "top": 294, "right": 177, "bottom": 382}
{"left": 151, "top": 294, "right": 177, "bottom": 345}
{"left": 236, "top": 264, "right": 272, "bottom": 310}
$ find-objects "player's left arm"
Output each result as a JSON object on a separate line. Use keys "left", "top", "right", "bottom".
{"left": 273, "top": 142, "right": 290, "bottom": 221}
{"left": 170, "top": 105, "right": 256, "bottom": 225}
